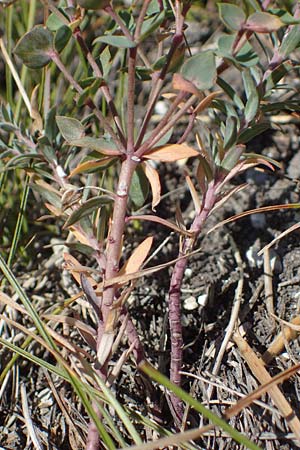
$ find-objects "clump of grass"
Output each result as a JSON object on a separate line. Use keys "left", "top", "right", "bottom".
{"left": 1, "top": 1, "right": 300, "bottom": 449}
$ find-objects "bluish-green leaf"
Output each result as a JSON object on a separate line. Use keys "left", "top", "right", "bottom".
{"left": 238, "top": 123, "right": 270, "bottom": 143}
{"left": 217, "top": 77, "right": 244, "bottom": 110}
{"left": 279, "top": 24, "right": 300, "bottom": 57}
{"left": 217, "top": 34, "right": 259, "bottom": 67}
{"left": 54, "top": 25, "right": 72, "bottom": 53}
{"left": 56, "top": 116, "right": 85, "bottom": 142}
{"left": 139, "top": 10, "right": 165, "bottom": 42}
{"left": 224, "top": 116, "right": 238, "bottom": 151}
{"left": 14, "top": 26, "right": 54, "bottom": 69}
{"left": 129, "top": 166, "right": 149, "bottom": 209}
{"left": 64, "top": 196, "right": 114, "bottom": 228}
{"left": 244, "top": 92, "right": 259, "bottom": 123}
{"left": 77, "top": 0, "right": 110, "bottom": 9}
{"left": 221, "top": 145, "right": 244, "bottom": 171}
{"left": 181, "top": 51, "right": 216, "bottom": 90}
{"left": 93, "top": 35, "right": 136, "bottom": 48}
{"left": 218, "top": 3, "right": 246, "bottom": 31}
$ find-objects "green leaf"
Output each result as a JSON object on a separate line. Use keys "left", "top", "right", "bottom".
{"left": 54, "top": 25, "right": 72, "bottom": 53}
{"left": 14, "top": 26, "right": 54, "bottom": 69}
{"left": 77, "top": 78, "right": 103, "bottom": 107}
{"left": 68, "top": 136, "right": 122, "bottom": 156}
{"left": 129, "top": 166, "right": 149, "bottom": 209}
{"left": 46, "top": 11, "right": 68, "bottom": 31}
{"left": 93, "top": 35, "right": 136, "bottom": 48}
{"left": 139, "top": 10, "right": 165, "bottom": 42}
{"left": 217, "top": 34, "right": 259, "bottom": 67}
{"left": 31, "top": 184, "right": 61, "bottom": 208}
{"left": 279, "top": 24, "right": 300, "bottom": 57}
{"left": 77, "top": 0, "right": 110, "bottom": 9}
{"left": 217, "top": 77, "right": 244, "bottom": 110}
{"left": 218, "top": 3, "right": 246, "bottom": 31}
{"left": 264, "top": 61, "right": 295, "bottom": 92}
{"left": 224, "top": 116, "right": 238, "bottom": 151}
{"left": 56, "top": 116, "right": 85, "bottom": 142}
{"left": 244, "top": 12, "right": 283, "bottom": 33}
{"left": 244, "top": 91, "right": 259, "bottom": 123}
{"left": 181, "top": 51, "right": 216, "bottom": 90}
{"left": 221, "top": 145, "right": 244, "bottom": 171}
{"left": 99, "top": 46, "right": 111, "bottom": 78}
{"left": 64, "top": 196, "right": 114, "bottom": 228}
{"left": 269, "top": 8, "right": 300, "bottom": 25}
{"left": 238, "top": 123, "right": 270, "bottom": 143}
{"left": 44, "top": 106, "right": 58, "bottom": 144}
{"left": 242, "top": 69, "right": 259, "bottom": 123}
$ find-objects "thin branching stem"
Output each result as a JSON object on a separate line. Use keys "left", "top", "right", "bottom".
{"left": 168, "top": 180, "right": 218, "bottom": 421}
{"left": 50, "top": 52, "right": 126, "bottom": 152}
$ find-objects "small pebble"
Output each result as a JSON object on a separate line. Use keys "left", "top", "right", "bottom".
{"left": 183, "top": 296, "right": 198, "bottom": 311}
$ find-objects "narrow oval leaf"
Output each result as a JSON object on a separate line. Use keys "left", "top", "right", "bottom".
{"left": 218, "top": 3, "right": 246, "bottom": 31}
{"left": 54, "top": 25, "right": 72, "bottom": 53}
{"left": 77, "top": 0, "right": 110, "bottom": 9}
{"left": 129, "top": 165, "right": 149, "bottom": 209}
{"left": 56, "top": 116, "right": 85, "bottom": 142}
{"left": 224, "top": 116, "right": 238, "bottom": 151}
{"left": 181, "top": 51, "right": 216, "bottom": 90}
{"left": 69, "top": 136, "right": 122, "bottom": 156}
{"left": 119, "top": 236, "right": 153, "bottom": 275}
{"left": 279, "top": 25, "right": 300, "bottom": 57}
{"left": 244, "top": 91, "right": 259, "bottom": 123}
{"left": 64, "top": 196, "right": 113, "bottom": 228}
{"left": 142, "top": 161, "right": 161, "bottom": 210}
{"left": 144, "top": 144, "right": 198, "bottom": 162}
{"left": 221, "top": 145, "right": 244, "bottom": 171}
{"left": 244, "top": 12, "right": 283, "bottom": 33}
{"left": 93, "top": 35, "right": 136, "bottom": 48}
{"left": 238, "top": 123, "right": 270, "bottom": 143}
{"left": 172, "top": 73, "right": 201, "bottom": 96}
{"left": 127, "top": 215, "right": 194, "bottom": 237}
{"left": 14, "top": 26, "right": 54, "bottom": 69}
{"left": 69, "top": 157, "right": 116, "bottom": 177}
{"left": 139, "top": 10, "right": 165, "bottom": 42}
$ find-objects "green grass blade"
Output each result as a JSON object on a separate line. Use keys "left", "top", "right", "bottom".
{"left": 140, "top": 361, "right": 262, "bottom": 450}
{"left": 6, "top": 173, "right": 30, "bottom": 268}
{"left": 0, "top": 253, "right": 56, "bottom": 348}
{"left": 94, "top": 373, "right": 143, "bottom": 445}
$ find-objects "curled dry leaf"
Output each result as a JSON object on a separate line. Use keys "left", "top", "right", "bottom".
{"left": 142, "top": 161, "right": 161, "bottom": 210}
{"left": 172, "top": 73, "right": 202, "bottom": 97}
{"left": 119, "top": 236, "right": 153, "bottom": 276}
{"left": 143, "top": 143, "right": 199, "bottom": 162}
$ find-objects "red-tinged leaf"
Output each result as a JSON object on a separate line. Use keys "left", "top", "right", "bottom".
{"left": 196, "top": 159, "right": 208, "bottom": 194}
{"left": 208, "top": 203, "right": 300, "bottom": 235}
{"left": 63, "top": 253, "right": 97, "bottom": 286}
{"left": 144, "top": 144, "right": 198, "bottom": 162}
{"left": 212, "top": 184, "right": 248, "bottom": 214}
{"left": 172, "top": 73, "right": 201, "bottom": 96}
{"left": 69, "top": 157, "right": 115, "bottom": 177}
{"left": 119, "top": 236, "right": 153, "bottom": 276}
{"left": 194, "top": 91, "right": 221, "bottom": 114}
{"left": 258, "top": 223, "right": 300, "bottom": 256}
{"left": 44, "top": 202, "right": 62, "bottom": 216}
{"left": 244, "top": 12, "right": 284, "bottom": 33}
{"left": 127, "top": 214, "right": 194, "bottom": 237}
{"left": 68, "top": 136, "right": 122, "bottom": 156}
{"left": 217, "top": 158, "right": 275, "bottom": 191}
{"left": 142, "top": 161, "right": 161, "bottom": 210}
{"left": 185, "top": 174, "right": 201, "bottom": 213}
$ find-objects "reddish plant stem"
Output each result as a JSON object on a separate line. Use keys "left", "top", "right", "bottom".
{"left": 127, "top": 47, "right": 137, "bottom": 152}
{"left": 168, "top": 181, "right": 218, "bottom": 421}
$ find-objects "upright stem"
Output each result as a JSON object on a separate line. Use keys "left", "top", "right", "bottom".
{"left": 168, "top": 181, "right": 218, "bottom": 422}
